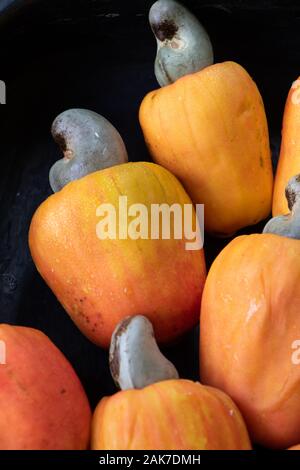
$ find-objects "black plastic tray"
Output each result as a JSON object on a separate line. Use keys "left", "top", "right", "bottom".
{"left": 0, "top": 0, "right": 299, "bottom": 408}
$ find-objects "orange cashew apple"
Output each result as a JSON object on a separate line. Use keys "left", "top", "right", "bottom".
{"left": 29, "top": 162, "right": 206, "bottom": 348}
{"left": 273, "top": 77, "right": 300, "bottom": 215}
{"left": 139, "top": 61, "right": 273, "bottom": 236}
{"left": 200, "top": 174, "right": 300, "bottom": 449}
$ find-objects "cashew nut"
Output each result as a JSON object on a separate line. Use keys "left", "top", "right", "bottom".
{"left": 109, "top": 316, "right": 179, "bottom": 390}
{"left": 264, "top": 174, "right": 300, "bottom": 239}
{"left": 49, "top": 109, "right": 128, "bottom": 192}
{"left": 150, "top": 0, "right": 214, "bottom": 87}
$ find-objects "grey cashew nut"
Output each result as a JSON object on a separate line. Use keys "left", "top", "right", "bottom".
{"left": 49, "top": 109, "right": 128, "bottom": 192}
{"left": 150, "top": 0, "right": 214, "bottom": 87}
{"left": 264, "top": 174, "right": 300, "bottom": 239}
{"left": 109, "top": 316, "right": 179, "bottom": 391}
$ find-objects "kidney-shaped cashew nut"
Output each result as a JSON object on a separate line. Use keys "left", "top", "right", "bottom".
{"left": 264, "top": 174, "right": 300, "bottom": 239}
{"left": 150, "top": 0, "right": 214, "bottom": 87}
{"left": 49, "top": 109, "right": 128, "bottom": 192}
{"left": 109, "top": 316, "right": 179, "bottom": 391}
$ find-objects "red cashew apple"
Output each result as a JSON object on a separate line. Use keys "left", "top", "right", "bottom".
{"left": 0, "top": 324, "right": 91, "bottom": 450}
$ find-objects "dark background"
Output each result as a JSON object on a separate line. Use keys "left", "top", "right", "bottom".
{"left": 0, "top": 0, "right": 298, "bottom": 408}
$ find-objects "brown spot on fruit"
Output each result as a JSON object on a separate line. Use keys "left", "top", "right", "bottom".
{"left": 260, "top": 156, "right": 264, "bottom": 168}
